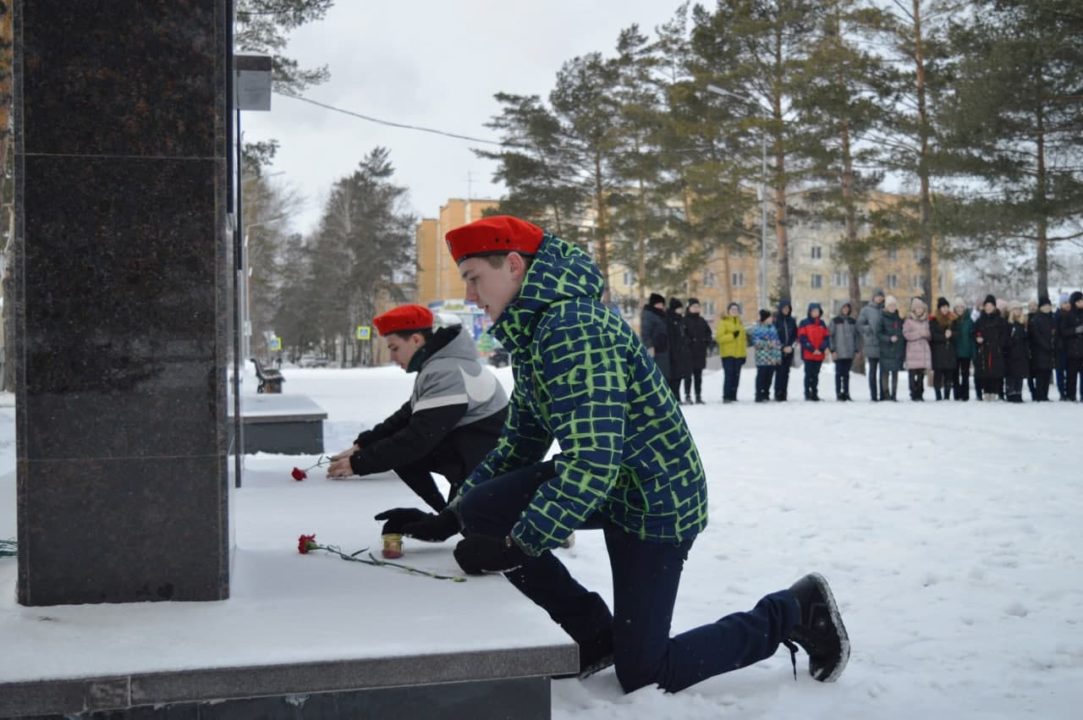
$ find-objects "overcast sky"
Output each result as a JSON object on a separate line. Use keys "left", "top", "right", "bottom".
{"left": 242, "top": 0, "right": 687, "bottom": 236}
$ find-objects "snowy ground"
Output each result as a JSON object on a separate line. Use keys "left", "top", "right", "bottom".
{"left": 1, "top": 365, "right": 1081, "bottom": 718}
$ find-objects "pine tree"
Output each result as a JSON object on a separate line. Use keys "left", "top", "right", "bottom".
{"left": 608, "top": 25, "right": 687, "bottom": 299}
{"left": 939, "top": 0, "right": 1083, "bottom": 299}
{"left": 690, "top": 0, "right": 827, "bottom": 303}
{"left": 235, "top": 0, "right": 333, "bottom": 92}
{"left": 872, "top": 0, "right": 961, "bottom": 304}
{"left": 793, "top": 0, "right": 891, "bottom": 309}
{"left": 664, "top": 3, "right": 760, "bottom": 310}
{"left": 474, "top": 93, "right": 585, "bottom": 239}
{"left": 272, "top": 233, "right": 321, "bottom": 360}
{"left": 307, "top": 148, "right": 415, "bottom": 365}
{"left": 550, "top": 52, "right": 623, "bottom": 293}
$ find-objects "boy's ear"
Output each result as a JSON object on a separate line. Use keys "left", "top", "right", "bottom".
{"left": 507, "top": 252, "right": 528, "bottom": 280}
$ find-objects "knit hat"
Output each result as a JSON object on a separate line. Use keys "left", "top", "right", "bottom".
{"left": 687, "top": 297, "right": 701, "bottom": 308}
{"left": 885, "top": 294, "right": 898, "bottom": 309}
{"left": 983, "top": 294, "right": 997, "bottom": 307}
{"left": 1071, "top": 291, "right": 1083, "bottom": 305}
{"left": 937, "top": 297, "right": 950, "bottom": 310}
{"left": 952, "top": 297, "right": 966, "bottom": 310}
{"left": 445, "top": 215, "right": 544, "bottom": 263}
{"left": 648, "top": 293, "right": 665, "bottom": 307}
{"left": 872, "top": 288, "right": 885, "bottom": 299}
{"left": 759, "top": 309, "right": 772, "bottom": 322}
{"left": 669, "top": 297, "right": 684, "bottom": 311}
{"left": 1060, "top": 292, "right": 1072, "bottom": 305}
{"left": 373, "top": 304, "right": 434, "bottom": 336}
{"left": 911, "top": 297, "right": 927, "bottom": 314}
{"left": 1038, "top": 294, "right": 1052, "bottom": 308}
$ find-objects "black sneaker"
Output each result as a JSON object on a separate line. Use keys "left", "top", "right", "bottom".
{"left": 783, "top": 573, "right": 850, "bottom": 682}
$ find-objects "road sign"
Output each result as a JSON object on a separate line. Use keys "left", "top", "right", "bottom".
{"left": 356, "top": 325, "right": 371, "bottom": 340}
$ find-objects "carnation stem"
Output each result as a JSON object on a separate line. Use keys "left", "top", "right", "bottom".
{"left": 315, "top": 544, "right": 466, "bottom": 582}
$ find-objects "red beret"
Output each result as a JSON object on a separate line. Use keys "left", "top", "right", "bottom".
{"left": 372, "top": 304, "right": 434, "bottom": 336}
{"left": 445, "top": 216, "right": 544, "bottom": 264}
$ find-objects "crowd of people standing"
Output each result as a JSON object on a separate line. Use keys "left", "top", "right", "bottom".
{"left": 640, "top": 289, "right": 1083, "bottom": 404}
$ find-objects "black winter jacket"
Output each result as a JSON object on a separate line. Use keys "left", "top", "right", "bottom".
{"left": 974, "top": 311, "right": 1009, "bottom": 380}
{"left": 1028, "top": 312, "right": 1056, "bottom": 371}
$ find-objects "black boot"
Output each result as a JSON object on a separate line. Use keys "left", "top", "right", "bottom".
{"left": 783, "top": 573, "right": 850, "bottom": 682}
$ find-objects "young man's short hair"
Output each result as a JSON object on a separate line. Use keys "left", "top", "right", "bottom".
{"left": 390, "top": 328, "right": 434, "bottom": 343}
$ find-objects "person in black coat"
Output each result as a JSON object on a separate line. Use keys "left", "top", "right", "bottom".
{"left": 929, "top": 297, "right": 957, "bottom": 401}
{"left": 1059, "top": 290, "right": 1083, "bottom": 401}
{"left": 1028, "top": 295, "right": 1057, "bottom": 401}
{"left": 973, "top": 294, "right": 1009, "bottom": 401}
{"left": 683, "top": 298, "right": 712, "bottom": 404}
{"left": 1005, "top": 303, "right": 1029, "bottom": 403}
{"left": 774, "top": 300, "right": 799, "bottom": 401}
{"left": 666, "top": 298, "right": 692, "bottom": 403}
{"left": 640, "top": 293, "right": 670, "bottom": 382}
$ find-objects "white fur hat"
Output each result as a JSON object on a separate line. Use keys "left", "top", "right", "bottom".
{"left": 885, "top": 294, "right": 898, "bottom": 308}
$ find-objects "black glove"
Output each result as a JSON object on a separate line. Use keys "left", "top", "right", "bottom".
{"left": 453, "top": 535, "right": 528, "bottom": 575}
{"left": 373, "top": 507, "right": 432, "bottom": 536}
{"left": 733, "top": 330, "right": 740, "bottom": 338}
{"left": 401, "top": 509, "right": 460, "bottom": 542}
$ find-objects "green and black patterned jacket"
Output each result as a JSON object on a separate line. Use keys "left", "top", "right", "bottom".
{"left": 460, "top": 233, "right": 708, "bottom": 555}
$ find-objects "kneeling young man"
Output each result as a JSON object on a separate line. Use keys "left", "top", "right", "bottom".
{"left": 325, "top": 304, "right": 508, "bottom": 526}
{"left": 400, "top": 216, "right": 850, "bottom": 693}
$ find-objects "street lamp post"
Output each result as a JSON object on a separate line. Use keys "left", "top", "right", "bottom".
{"left": 706, "top": 84, "right": 769, "bottom": 312}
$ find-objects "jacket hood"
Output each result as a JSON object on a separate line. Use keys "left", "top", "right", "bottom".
{"left": 806, "top": 302, "right": 823, "bottom": 319}
{"left": 493, "top": 233, "right": 604, "bottom": 352}
{"left": 406, "top": 324, "right": 472, "bottom": 373}
{"left": 429, "top": 324, "right": 478, "bottom": 363}
{"left": 778, "top": 299, "right": 793, "bottom": 315}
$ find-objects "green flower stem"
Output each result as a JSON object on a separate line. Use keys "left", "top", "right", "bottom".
{"left": 315, "top": 543, "right": 466, "bottom": 583}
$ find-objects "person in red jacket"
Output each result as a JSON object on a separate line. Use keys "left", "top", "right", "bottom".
{"left": 797, "top": 303, "right": 831, "bottom": 401}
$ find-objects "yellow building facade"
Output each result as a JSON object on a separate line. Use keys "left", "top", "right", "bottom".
{"left": 416, "top": 198, "right": 499, "bottom": 308}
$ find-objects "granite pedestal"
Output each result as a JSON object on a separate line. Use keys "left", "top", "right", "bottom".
{"left": 13, "top": 1, "right": 231, "bottom": 606}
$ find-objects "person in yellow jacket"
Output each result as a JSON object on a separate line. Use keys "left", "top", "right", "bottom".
{"left": 716, "top": 302, "right": 748, "bottom": 403}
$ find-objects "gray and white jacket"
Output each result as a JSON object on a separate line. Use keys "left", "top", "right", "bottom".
{"left": 857, "top": 299, "right": 884, "bottom": 359}
{"left": 350, "top": 325, "right": 508, "bottom": 488}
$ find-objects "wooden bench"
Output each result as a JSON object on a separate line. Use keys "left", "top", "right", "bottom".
{"left": 250, "top": 357, "right": 284, "bottom": 394}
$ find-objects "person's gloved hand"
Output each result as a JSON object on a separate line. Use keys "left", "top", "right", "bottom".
{"left": 401, "top": 509, "right": 460, "bottom": 542}
{"left": 733, "top": 330, "right": 740, "bottom": 338}
{"left": 373, "top": 508, "right": 432, "bottom": 535}
{"left": 453, "top": 535, "right": 528, "bottom": 575}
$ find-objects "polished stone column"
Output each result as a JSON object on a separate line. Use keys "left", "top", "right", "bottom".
{"left": 14, "top": 2, "right": 230, "bottom": 605}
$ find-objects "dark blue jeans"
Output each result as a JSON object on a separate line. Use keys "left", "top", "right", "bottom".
{"left": 722, "top": 357, "right": 744, "bottom": 400}
{"left": 459, "top": 461, "right": 799, "bottom": 693}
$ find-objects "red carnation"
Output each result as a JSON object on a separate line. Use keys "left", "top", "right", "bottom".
{"left": 291, "top": 467, "right": 307, "bottom": 481}
{"left": 298, "top": 534, "right": 317, "bottom": 554}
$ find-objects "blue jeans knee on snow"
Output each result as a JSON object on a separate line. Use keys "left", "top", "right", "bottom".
{"left": 457, "top": 461, "right": 801, "bottom": 693}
